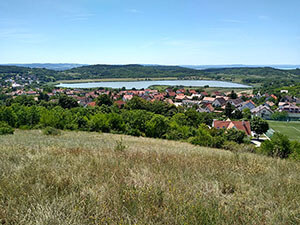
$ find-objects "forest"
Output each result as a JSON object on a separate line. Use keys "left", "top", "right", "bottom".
{"left": 1, "top": 65, "right": 300, "bottom": 85}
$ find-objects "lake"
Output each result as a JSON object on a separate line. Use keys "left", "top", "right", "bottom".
{"left": 56, "top": 80, "right": 251, "bottom": 89}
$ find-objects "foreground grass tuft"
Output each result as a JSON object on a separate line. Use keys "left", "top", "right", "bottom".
{"left": 0, "top": 130, "right": 300, "bottom": 224}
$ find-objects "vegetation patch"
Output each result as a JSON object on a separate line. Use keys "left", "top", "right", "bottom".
{"left": 0, "top": 130, "right": 300, "bottom": 224}
{"left": 0, "top": 121, "right": 14, "bottom": 135}
{"left": 42, "top": 126, "right": 61, "bottom": 136}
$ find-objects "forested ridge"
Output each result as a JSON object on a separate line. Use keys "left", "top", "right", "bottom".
{"left": 1, "top": 64, "right": 300, "bottom": 85}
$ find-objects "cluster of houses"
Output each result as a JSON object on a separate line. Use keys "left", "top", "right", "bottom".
{"left": 3, "top": 86, "right": 300, "bottom": 137}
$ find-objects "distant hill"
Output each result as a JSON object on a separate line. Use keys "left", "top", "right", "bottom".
{"left": 183, "top": 65, "right": 300, "bottom": 70}
{"left": 1, "top": 64, "right": 300, "bottom": 85}
{"left": 2, "top": 63, "right": 88, "bottom": 71}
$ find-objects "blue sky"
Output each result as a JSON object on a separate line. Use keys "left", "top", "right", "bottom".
{"left": 0, "top": 0, "right": 299, "bottom": 65}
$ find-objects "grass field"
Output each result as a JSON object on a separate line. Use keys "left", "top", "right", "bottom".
{"left": 1, "top": 130, "right": 300, "bottom": 224}
{"left": 268, "top": 121, "right": 300, "bottom": 141}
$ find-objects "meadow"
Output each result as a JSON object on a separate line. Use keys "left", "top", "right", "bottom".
{"left": 268, "top": 121, "right": 300, "bottom": 141}
{"left": 0, "top": 130, "right": 300, "bottom": 224}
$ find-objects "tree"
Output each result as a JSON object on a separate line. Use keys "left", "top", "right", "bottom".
{"left": 96, "top": 94, "right": 113, "bottom": 106}
{"left": 58, "top": 95, "right": 78, "bottom": 109}
{"left": 232, "top": 109, "right": 243, "bottom": 119}
{"left": 145, "top": 114, "right": 169, "bottom": 138}
{"left": 125, "top": 96, "right": 148, "bottom": 110}
{"left": 225, "top": 129, "right": 246, "bottom": 144}
{"left": 228, "top": 90, "right": 237, "bottom": 99}
{"left": 225, "top": 102, "right": 234, "bottom": 118}
{"left": 271, "top": 111, "right": 288, "bottom": 121}
{"left": 250, "top": 117, "right": 269, "bottom": 139}
{"left": 242, "top": 108, "right": 251, "bottom": 120}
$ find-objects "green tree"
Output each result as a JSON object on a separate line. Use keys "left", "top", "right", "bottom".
{"left": 271, "top": 111, "right": 288, "bottom": 121}
{"left": 250, "top": 117, "right": 269, "bottom": 139}
{"left": 228, "top": 90, "right": 237, "bottom": 99}
{"left": 242, "top": 108, "right": 251, "bottom": 120}
{"left": 225, "top": 102, "right": 234, "bottom": 118}
{"left": 145, "top": 114, "right": 169, "bottom": 138}
{"left": 225, "top": 129, "right": 246, "bottom": 144}
{"left": 58, "top": 95, "right": 78, "bottom": 109}
{"left": 96, "top": 94, "right": 113, "bottom": 106}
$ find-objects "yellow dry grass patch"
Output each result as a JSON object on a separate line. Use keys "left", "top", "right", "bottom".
{"left": 0, "top": 130, "right": 300, "bottom": 224}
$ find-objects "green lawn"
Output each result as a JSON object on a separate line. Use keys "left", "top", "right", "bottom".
{"left": 268, "top": 121, "right": 300, "bottom": 141}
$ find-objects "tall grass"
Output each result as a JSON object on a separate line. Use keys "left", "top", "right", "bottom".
{"left": 0, "top": 130, "right": 300, "bottom": 224}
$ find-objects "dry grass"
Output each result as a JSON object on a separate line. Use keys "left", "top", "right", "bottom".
{"left": 1, "top": 130, "right": 300, "bottom": 224}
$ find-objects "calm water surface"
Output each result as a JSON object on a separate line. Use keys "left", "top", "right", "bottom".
{"left": 57, "top": 80, "right": 251, "bottom": 89}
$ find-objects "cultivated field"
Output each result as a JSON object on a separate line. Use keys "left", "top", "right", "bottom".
{"left": 268, "top": 121, "right": 300, "bottom": 141}
{"left": 0, "top": 130, "right": 300, "bottom": 224}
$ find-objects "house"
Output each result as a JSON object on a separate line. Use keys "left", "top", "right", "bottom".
{"left": 189, "top": 89, "right": 197, "bottom": 94}
{"left": 167, "top": 91, "right": 176, "bottom": 97}
{"left": 212, "top": 120, "right": 251, "bottom": 136}
{"left": 175, "top": 94, "right": 187, "bottom": 101}
{"left": 279, "top": 103, "right": 300, "bottom": 120}
{"left": 281, "top": 96, "right": 294, "bottom": 103}
{"left": 265, "top": 101, "right": 275, "bottom": 108}
{"left": 165, "top": 98, "right": 174, "bottom": 105}
{"left": 251, "top": 105, "right": 273, "bottom": 119}
{"left": 202, "top": 97, "right": 215, "bottom": 104}
{"left": 238, "top": 100, "right": 256, "bottom": 111}
{"left": 123, "top": 94, "right": 133, "bottom": 101}
{"left": 87, "top": 102, "right": 97, "bottom": 107}
{"left": 200, "top": 92, "right": 208, "bottom": 97}
{"left": 228, "top": 98, "right": 244, "bottom": 107}
{"left": 182, "top": 100, "right": 201, "bottom": 107}
{"left": 212, "top": 97, "right": 226, "bottom": 107}
{"left": 114, "top": 100, "right": 126, "bottom": 108}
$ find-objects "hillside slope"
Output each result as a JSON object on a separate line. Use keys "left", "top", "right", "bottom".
{"left": 0, "top": 130, "right": 300, "bottom": 224}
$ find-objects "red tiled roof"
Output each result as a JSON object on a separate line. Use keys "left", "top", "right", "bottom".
{"left": 87, "top": 102, "right": 96, "bottom": 107}
{"left": 213, "top": 120, "right": 251, "bottom": 136}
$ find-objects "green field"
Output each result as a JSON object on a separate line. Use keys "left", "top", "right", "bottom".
{"left": 1, "top": 130, "right": 300, "bottom": 224}
{"left": 268, "top": 121, "right": 300, "bottom": 141}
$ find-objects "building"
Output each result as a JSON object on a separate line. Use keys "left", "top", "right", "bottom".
{"left": 251, "top": 105, "right": 273, "bottom": 119}
{"left": 212, "top": 97, "right": 226, "bottom": 107}
{"left": 212, "top": 119, "right": 251, "bottom": 136}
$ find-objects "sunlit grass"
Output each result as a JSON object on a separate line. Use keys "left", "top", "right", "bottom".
{"left": 0, "top": 130, "right": 300, "bottom": 224}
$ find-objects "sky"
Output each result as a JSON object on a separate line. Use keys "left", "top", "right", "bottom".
{"left": 0, "top": 0, "right": 299, "bottom": 65}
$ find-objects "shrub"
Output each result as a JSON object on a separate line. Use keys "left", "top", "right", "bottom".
{"left": 0, "top": 122, "right": 14, "bottom": 135}
{"left": 42, "top": 126, "right": 61, "bottom": 136}
{"left": 223, "top": 141, "right": 256, "bottom": 153}
{"left": 260, "top": 133, "right": 291, "bottom": 158}
{"left": 289, "top": 141, "right": 300, "bottom": 161}
{"left": 114, "top": 138, "right": 127, "bottom": 152}
{"left": 189, "top": 127, "right": 213, "bottom": 147}
{"left": 145, "top": 114, "right": 169, "bottom": 138}
{"left": 225, "top": 129, "right": 246, "bottom": 144}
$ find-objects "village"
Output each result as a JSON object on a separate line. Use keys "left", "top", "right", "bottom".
{"left": 3, "top": 84, "right": 300, "bottom": 139}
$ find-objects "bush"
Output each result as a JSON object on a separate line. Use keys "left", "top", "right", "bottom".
{"left": 289, "top": 141, "right": 300, "bottom": 161}
{"left": 260, "top": 133, "right": 291, "bottom": 158}
{"left": 189, "top": 127, "right": 213, "bottom": 147}
{"left": 42, "top": 127, "right": 61, "bottom": 136}
{"left": 0, "top": 122, "right": 14, "bottom": 135}
{"left": 114, "top": 138, "right": 127, "bottom": 152}
{"left": 223, "top": 141, "right": 256, "bottom": 153}
{"left": 225, "top": 129, "right": 246, "bottom": 144}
